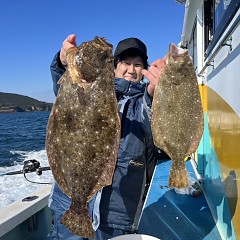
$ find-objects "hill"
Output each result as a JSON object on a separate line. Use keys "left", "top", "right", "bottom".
{"left": 0, "top": 92, "right": 53, "bottom": 113}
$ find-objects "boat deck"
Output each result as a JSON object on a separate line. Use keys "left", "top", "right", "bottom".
{"left": 0, "top": 185, "right": 52, "bottom": 240}
{"left": 138, "top": 159, "right": 222, "bottom": 240}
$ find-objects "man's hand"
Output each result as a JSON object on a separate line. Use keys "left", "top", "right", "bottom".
{"left": 142, "top": 57, "right": 167, "bottom": 97}
{"left": 59, "top": 34, "right": 77, "bottom": 67}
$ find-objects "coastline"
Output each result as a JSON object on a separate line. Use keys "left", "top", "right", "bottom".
{"left": 0, "top": 106, "right": 52, "bottom": 113}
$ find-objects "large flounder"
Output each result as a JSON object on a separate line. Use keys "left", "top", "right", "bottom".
{"left": 46, "top": 37, "right": 120, "bottom": 237}
{"left": 152, "top": 43, "right": 203, "bottom": 188}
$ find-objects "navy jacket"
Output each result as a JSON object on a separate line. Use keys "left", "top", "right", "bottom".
{"left": 49, "top": 52, "right": 163, "bottom": 232}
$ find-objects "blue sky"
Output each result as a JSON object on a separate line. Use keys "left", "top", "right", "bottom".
{"left": 0, "top": 0, "right": 185, "bottom": 103}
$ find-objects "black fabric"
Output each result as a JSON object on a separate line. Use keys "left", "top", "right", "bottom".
{"left": 114, "top": 38, "right": 148, "bottom": 60}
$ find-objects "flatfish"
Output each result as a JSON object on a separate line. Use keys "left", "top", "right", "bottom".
{"left": 151, "top": 43, "right": 203, "bottom": 188}
{"left": 46, "top": 37, "right": 121, "bottom": 237}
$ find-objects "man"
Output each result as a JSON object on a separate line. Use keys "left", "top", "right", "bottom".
{"left": 47, "top": 34, "right": 166, "bottom": 240}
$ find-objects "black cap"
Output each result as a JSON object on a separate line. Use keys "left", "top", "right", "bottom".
{"left": 114, "top": 37, "right": 148, "bottom": 59}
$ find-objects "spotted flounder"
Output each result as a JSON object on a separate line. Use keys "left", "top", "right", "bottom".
{"left": 46, "top": 37, "right": 120, "bottom": 237}
{"left": 152, "top": 43, "right": 203, "bottom": 188}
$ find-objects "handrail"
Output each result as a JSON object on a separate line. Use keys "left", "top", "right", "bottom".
{"left": 198, "top": 13, "right": 240, "bottom": 77}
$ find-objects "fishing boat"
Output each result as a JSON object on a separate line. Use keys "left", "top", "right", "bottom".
{"left": 0, "top": 0, "right": 239, "bottom": 239}
{"left": 0, "top": 160, "right": 52, "bottom": 240}
{"left": 142, "top": 0, "right": 239, "bottom": 239}
{"left": 179, "top": 0, "right": 240, "bottom": 239}
{"left": 139, "top": 0, "right": 240, "bottom": 239}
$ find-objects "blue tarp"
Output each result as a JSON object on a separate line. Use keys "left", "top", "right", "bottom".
{"left": 138, "top": 160, "right": 222, "bottom": 240}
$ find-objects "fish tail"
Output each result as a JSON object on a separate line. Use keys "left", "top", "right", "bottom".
{"left": 61, "top": 200, "right": 94, "bottom": 238}
{"left": 168, "top": 162, "right": 189, "bottom": 189}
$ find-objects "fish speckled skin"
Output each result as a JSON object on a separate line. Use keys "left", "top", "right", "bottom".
{"left": 152, "top": 43, "right": 203, "bottom": 189}
{"left": 46, "top": 37, "right": 120, "bottom": 237}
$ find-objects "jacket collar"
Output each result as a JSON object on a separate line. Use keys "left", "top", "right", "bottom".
{"left": 115, "top": 78, "right": 146, "bottom": 98}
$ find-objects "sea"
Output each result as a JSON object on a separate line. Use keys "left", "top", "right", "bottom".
{"left": 0, "top": 111, "right": 54, "bottom": 208}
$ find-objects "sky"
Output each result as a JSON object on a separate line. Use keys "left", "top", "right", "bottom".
{"left": 0, "top": 0, "right": 185, "bottom": 103}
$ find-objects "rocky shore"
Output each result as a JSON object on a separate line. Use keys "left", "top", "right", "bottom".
{"left": 0, "top": 92, "right": 53, "bottom": 113}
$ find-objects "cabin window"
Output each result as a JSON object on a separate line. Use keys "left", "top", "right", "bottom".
{"left": 188, "top": 20, "right": 198, "bottom": 70}
{"left": 203, "top": 0, "right": 239, "bottom": 57}
{"left": 193, "top": 21, "right": 198, "bottom": 70}
{"left": 204, "top": 0, "right": 214, "bottom": 53}
{"left": 215, "top": 0, "right": 232, "bottom": 28}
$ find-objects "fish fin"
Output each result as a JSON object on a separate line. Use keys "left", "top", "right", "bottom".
{"left": 168, "top": 162, "right": 189, "bottom": 189}
{"left": 61, "top": 200, "right": 94, "bottom": 238}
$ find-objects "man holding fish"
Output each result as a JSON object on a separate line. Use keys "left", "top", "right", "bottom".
{"left": 47, "top": 35, "right": 183, "bottom": 240}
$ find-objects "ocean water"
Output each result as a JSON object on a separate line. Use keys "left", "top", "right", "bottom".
{"left": 0, "top": 111, "right": 53, "bottom": 208}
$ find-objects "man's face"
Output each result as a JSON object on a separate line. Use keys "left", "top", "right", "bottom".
{"left": 114, "top": 56, "right": 144, "bottom": 83}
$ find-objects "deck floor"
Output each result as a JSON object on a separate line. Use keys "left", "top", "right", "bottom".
{"left": 138, "top": 160, "right": 222, "bottom": 240}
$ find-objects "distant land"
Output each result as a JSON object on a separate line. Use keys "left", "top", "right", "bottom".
{"left": 0, "top": 92, "right": 53, "bottom": 113}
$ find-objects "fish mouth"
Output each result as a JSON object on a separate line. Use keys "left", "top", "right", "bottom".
{"left": 168, "top": 43, "right": 188, "bottom": 63}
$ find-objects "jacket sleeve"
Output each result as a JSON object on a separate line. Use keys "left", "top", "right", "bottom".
{"left": 141, "top": 87, "right": 156, "bottom": 184}
{"left": 50, "top": 51, "right": 66, "bottom": 97}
